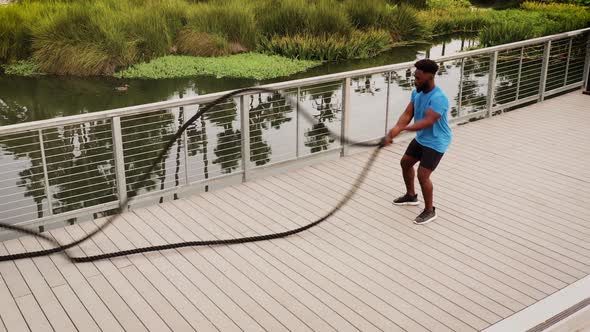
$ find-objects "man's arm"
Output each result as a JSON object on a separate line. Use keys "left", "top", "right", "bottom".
{"left": 404, "top": 109, "right": 441, "bottom": 132}
{"left": 384, "top": 102, "right": 414, "bottom": 145}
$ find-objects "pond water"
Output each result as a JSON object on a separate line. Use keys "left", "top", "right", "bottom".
{"left": 0, "top": 35, "right": 479, "bottom": 125}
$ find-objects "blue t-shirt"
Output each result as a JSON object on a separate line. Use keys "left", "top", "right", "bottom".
{"left": 411, "top": 86, "right": 452, "bottom": 153}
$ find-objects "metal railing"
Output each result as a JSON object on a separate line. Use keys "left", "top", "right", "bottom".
{"left": 0, "top": 28, "right": 589, "bottom": 234}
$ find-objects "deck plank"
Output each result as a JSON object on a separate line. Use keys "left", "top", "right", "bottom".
{"left": 0, "top": 243, "right": 31, "bottom": 298}
{"left": 332, "top": 154, "right": 585, "bottom": 283}
{"left": 317, "top": 157, "right": 586, "bottom": 281}
{"left": 73, "top": 222, "right": 172, "bottom": 332}
{"left": 220, "top": 184, "right": 488, "bottom": 331}
{"left": 3, "top": 239, "right": 77, "bottom": 332}
{"left": 35, "top": 234, "right": 126, "bottom": 332}
{"left": 15, "top": 295, "right": 53, "bottom": 332}
{"left": 160, "top": 201, "right": 370, "bottom": 331}
{"left": 0, "top": 274, "right": 29, "bottom": 332}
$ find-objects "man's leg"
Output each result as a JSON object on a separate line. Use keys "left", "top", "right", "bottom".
{"left": 417, "top": 166, "right": 434, "bottom": 211}
{"left": 401, "top": 155, "right": 419, "bottom": 196}
{"left": 414, "top": 146, "right": 444, "bottom": 224}
{"left": 393, "top": 140, "right": 421, "bottom": 206}
{"left": 400, "top": 139, "right": 421, "bottom": 196}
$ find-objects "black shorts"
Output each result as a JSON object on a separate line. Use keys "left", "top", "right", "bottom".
{"left": 404, "top": 139, "right": 444, "bottom": 171}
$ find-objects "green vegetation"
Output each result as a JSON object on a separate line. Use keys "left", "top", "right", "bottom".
{"left": 479, "top": 2, "right": 590, "bottom": 46}
{"left": 426, "top": 0, "right": 472, "bottom": 9}
{"left": 187, "top": 0, "right": 258, "bottom": 49}
{"left": 2, "top": 60, "right": 43, "bottom": 76}
{"left": 258, "top": 30, "right": 392, "bottom": 61}
{"left": 114, "top": 53, "right": 321, "bottom": 80}
{"left": 344, "top": 0, "right": 389, "bottom": 29}
{"left": 0, "top": 0, "right": 588, "bottom": 78}
{"left": 419, "top": 8, "right": 493, "bottom": 35}
{"left": 470, "top": 0, "right": 589, "bottom": 9}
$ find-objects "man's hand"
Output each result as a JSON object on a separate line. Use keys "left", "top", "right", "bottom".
{"left": 383, "top": 126, "right": 402, "bottom": 147}
{"left": 382, "top": 135, "right": 393, "bottom": 147}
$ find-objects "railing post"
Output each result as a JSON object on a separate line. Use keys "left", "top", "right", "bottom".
{"left": 182, "top": 120, "right": 190, "bottom": 186}
{"left": 296, "top": 87, "right": 301, "bottom": 158}
{"left": 515, "top": 46, "right": 524, "bottom": 101}
{"left": 111, "top": 117, "right": 128, "bottom": 211}
{"left": 582, "top": 33, "right": 590, "bottom": 95}
{"left": 384, "top": 72, "right": 391, "bottom": 135}
{"left": 486, "top": 51, "right": 498, "bottom": 118}
{"left": 538, "top": 40, "right": 551, "bottom": 102}
{"left": 38, "top": 129, "right": 53, "bottom": 217}
{"left": 240, "top": 95, "right": 250, "bottom": 182}
{"left": 179, "top": 91, "right": 190, "bottom": 186}
{"left": 457, "top": 58, "right": 464, "bottom": 118}
{"left": 341, "top": 78, "right": 351, "bottom": 156}
{"left": 564, "top": 38, "right": 573, "bottom": 87}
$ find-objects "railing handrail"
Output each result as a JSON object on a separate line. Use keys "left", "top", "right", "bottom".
{"left": 1, "top": 27, "right": 589, "bottom": 135}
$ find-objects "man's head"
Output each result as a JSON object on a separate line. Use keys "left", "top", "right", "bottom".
{"left": 414, "top": 59, "right": 439, "bottom": 93}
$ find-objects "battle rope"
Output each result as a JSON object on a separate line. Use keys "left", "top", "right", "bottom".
{"left": 0, "top": 87, "right": 386, "bottom": 262}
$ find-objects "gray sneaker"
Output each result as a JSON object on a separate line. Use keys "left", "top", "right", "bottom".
{"left": 414, "top": 207, "right": 437, "bottom": 225}
{"left": 393, "top": 193, "right": 419, "bottom": 206}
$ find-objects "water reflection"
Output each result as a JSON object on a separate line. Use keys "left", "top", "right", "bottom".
{"left": 45, "top": 121, "right": 117, "bottom": 215}
{"left": 122, "top": 111, "right": 174, "bottom": 199}
{"left": 1, "top": 130, "right": 46, "bottom": 221}
{"left": 0, "top": 117, "right": 118, "bottom": 224}
{"left": 206, "top": 99, "right": 241, "bottom": 173}
{"left": 248, "top": 92, "right": 293, "bottom": 166}
{"left": 304, "top": 91, "right": 339, "bottom": 153}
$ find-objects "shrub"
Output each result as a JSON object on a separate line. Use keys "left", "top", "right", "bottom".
{"left": 344, "top": 0, "right": 389, "bottom": 29}
{"left": 31, "top": 2, "right": 133, "bottom": 76}
{"left": 258, "top": 29, "right": 392, "bottom": 61}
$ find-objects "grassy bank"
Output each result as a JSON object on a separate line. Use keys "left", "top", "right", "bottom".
{"left": 479, "top": 2, "right": 590, "bottom": 46}
{"left": 0, "top": 0, "right": 588, "bottom": 78}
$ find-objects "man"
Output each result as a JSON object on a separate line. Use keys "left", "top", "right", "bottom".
{"left": 383, "top": 59, "right": 451, "bottom": 225}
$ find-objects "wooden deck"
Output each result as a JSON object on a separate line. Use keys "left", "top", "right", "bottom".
{"left": 1, "top": 91, "right": 589, "bottom": 332}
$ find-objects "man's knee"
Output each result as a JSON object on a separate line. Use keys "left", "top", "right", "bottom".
{"left": 400, "top": 155, "right": 417, "bottom": 170}
{"left": 417, "top": 166, "right": 431, "bottom": 183}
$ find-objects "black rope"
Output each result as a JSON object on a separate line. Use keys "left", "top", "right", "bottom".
{"left": 0, "top": 87, "right": 385, "bottom": 263}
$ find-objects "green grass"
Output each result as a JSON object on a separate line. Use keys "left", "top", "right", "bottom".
{"left": 114, "top": 53, "right": 321, "bottom": 80}
{"left": 426, "top": 0, "right": 471, "bottom": 9}
{"left": 391, "top": 0, "right": 428, "bottom": 8}
{"left": 2, "top": 0, "right": 191, "bottom": 75}
{"left": 258, "top": 30, "right": 392, "bottom": 61}
{"left": 344, "top": 0, "right": 389, "bottom": 29}
{"left": 187, "top": 0, "right": 258, "bottom": 49}
{"left": 534, "top": 0, "right": 590, "bottom": 5}
{"left": 419, "top": 7, "right": 493, "bottom": 36}
{"left": 255, "top": 0, "right": 312, "bottom": 36}
{"left": 1, "top": 0, "right": 588, "bottom": 77}
{"left": 305, "top": 0, "right": 353, "bottom": 36}
{"left": 122, "top": 0, "right": 190, "bottom": 61}
{"left": 255, "top": 0, "right": 352, "bottom": 37}
{"left": 387, "top": 5, "right": 430, "bottom": 41}
{"left": 31, "top": 2, "right": 132, "bottom": 76}
{"left": 175, "top": 29, "right": 234, "bottom": 56}
{"left": 418, "top": 1, "right": 589, "bottom": 42}
{"left": 479, "top": 2, "right": 590, "bottom": 46}
{"left": 0, "top": 2, "right": 54, "bottom": 63}
{"left": 2, "top": 60, "right": 44, "bottom": 76}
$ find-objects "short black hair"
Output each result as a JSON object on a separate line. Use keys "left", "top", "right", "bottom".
{"left": 414, "top": 59, "right": 439, "bottom": 74}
